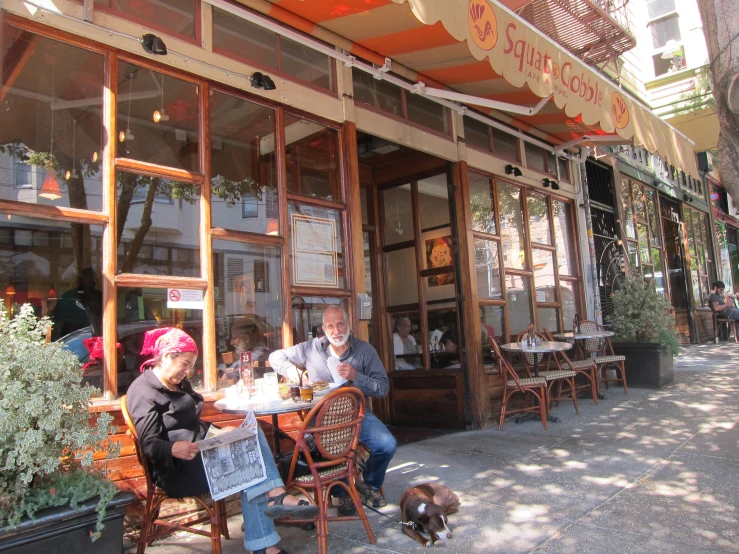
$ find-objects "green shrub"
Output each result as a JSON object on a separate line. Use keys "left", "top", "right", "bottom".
{"left": 0, "top": 303, "right": 120, "bottom": 539}
{"left": 606, "top": 275, "right": 679, "bottom": 355}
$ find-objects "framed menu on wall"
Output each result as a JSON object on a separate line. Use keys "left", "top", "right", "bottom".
{"left": 291, "top": 213, "right": 339, "bottom": 287}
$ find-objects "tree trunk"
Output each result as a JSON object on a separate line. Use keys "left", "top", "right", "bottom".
{"left": 697, "top": 0, "right": 739, "bottom": 198}
{"left": 120, "top": 178, "right": 160, "bottom": 274}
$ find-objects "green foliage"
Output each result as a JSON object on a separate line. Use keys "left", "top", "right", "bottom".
{"left": 606, "top": 275, "right": 679, "bottom": 355}
{"left": 0, "top": 303, "right": 120, "bottom": 540}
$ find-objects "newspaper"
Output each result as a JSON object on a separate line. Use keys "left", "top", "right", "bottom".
{"left": 198, "top": 411, "right": 267, "bottom": 500}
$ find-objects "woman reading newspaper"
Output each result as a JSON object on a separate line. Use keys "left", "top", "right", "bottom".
{"left": 127, "top": 327, "right": 318, "bottom": 554}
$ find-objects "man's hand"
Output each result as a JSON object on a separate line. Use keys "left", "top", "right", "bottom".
{"left": 171, "top": 440, "right": 199, "bottom": 460}
{"left": 336, "top": 362, "right": 356, "bottom": 381}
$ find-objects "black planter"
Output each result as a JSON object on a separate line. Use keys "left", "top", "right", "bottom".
{"left": 612, "top": 342, "right": 674, "bottom": 388}
{"left": 0, "top": 492, "right": 136, "bottom": 554}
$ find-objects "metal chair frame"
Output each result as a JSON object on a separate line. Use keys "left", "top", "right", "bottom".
{"left": 543, "top": 329, "right": 600, "bottom": 405}
{"left": 707, "top": 300, "right": 738, "bottom": 344}
{"left": 578, "top": 320, "right": 628, "bottom": 393}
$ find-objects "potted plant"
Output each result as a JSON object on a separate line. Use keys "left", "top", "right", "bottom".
{"left": 607, "top": 275, "right": 679, "bottom": 388}
{"left": 0, "top": 303, "right": 134, "bottom": 553}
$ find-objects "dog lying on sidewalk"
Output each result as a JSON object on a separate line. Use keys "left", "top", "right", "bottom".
{"left": 399, "top": 483, "right": 460, "bottom": 547}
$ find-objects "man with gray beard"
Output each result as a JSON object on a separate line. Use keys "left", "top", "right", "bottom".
{"left": 268, "top": 305, "right": 395, "bottom": 513}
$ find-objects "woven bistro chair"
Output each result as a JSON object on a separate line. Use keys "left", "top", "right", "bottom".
{"left": 515, "top": 330, "right": 579, "bottom": 414}
{"left": 491, "top": 336, "right": 549, "bottom": 430}
{"left": 579, "top": 320, "right": 628, "bottom": 393}
{"left": 120, "top": 396, "right": 230, "bottom": 554}
{"left": 284, "top": 387, "right": 375, "bottom": 554}
{"left": 543, "top": 329, "right": 600, "bottom": 405}
{"left": 707, "top": 298, "right": 738, "bottom": 344}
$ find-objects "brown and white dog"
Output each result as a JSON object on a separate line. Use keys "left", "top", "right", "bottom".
{"left": 399, "top": 483, "right": 460, "bottom": 547}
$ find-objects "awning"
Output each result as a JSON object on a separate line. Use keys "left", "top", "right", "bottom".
{"left": 251, "top": 0, "right": 699, "bottom": 178}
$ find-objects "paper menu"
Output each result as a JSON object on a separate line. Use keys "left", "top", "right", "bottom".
{"left": 327, "top": 356, "right": 348, "bottom": 385}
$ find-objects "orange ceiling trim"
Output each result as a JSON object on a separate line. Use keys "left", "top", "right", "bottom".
{"left": 358, "top": 21, "right": 458, "bottom": 57}
{"left": 271, "top": 0, "right": 393, "bottom": 23}
{"left": 421, "top": 60, "right": 500, "bottom": 84}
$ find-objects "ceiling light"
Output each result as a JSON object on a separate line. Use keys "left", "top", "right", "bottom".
{"left": 5, "top": 281, "right": 15, "bottom": 296}
{"left": 142, "top": 34, "right": 167, "bottom": 55}
{"left": 119, "top": 129, "right": 134, "bottom": 142}
{"left": 39, "top": 171, "right": 62, "bottom": 200}
{"left": 266, "top": 219, "right": 279, "bottom": 236}
{"left": 153, "top": 109, "right": 169, "bottom": 123}
{"left": 92, "top": 151, "right": 98, "bottom": 163}
{"left": 48, "top": 283, "right": 57, "bottom": 300}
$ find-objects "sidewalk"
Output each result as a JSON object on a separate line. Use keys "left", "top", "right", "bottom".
{"left": 129, "top": 343, "right": 739, "bottom": 553}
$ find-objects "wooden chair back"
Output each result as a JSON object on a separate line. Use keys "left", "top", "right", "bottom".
{"left": 489, "top": 336, "right": 525, "bottom": 393}
{"left": 515, "top": 330, "right": 552, "bottom": 375}
{"left": 120, "top": 395, "right": 156, "bottom": 494}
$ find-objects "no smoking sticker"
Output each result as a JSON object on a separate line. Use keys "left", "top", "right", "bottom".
{"left": 167, "top": 288, "right": 204, "bottom": 310}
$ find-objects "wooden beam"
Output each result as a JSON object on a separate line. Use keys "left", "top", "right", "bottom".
{"left": 115, "top": 274, "right": 208, "bottom": 289}
{"left": 115, "top": 158, "right": 204, "bottom": 184}
{"left": 0, "top": 200, "right": 108, "bottom": 225}
{"left": 0, "top": 31, "right": 38, "bottom": 104}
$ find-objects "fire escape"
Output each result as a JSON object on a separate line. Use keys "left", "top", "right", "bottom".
{"left": 517, "top": 0, "right": 636, "bottom": 66}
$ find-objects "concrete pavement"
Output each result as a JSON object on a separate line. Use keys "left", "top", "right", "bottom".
{"left": 127, "top": 343, "right": 739, "bottom": 553}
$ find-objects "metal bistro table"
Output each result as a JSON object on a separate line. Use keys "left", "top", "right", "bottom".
{"left": 553, "top": 330, "right": 615, "bottom": 400}
{"left": 213, "top": 395, "right": 322, "bottom": 458}
{"left": 500, "top": 341, "right": 572, "bottom": 424}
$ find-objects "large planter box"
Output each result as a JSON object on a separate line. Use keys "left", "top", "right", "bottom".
{"left": 612, "top": 342, "right": 674, "bottom": 388}
{"left": 0, "top": 492, "right": 136, "bottom": 554}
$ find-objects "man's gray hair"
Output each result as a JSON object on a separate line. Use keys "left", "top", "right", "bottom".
{"left": 322, "top": 305, "right": 349, "bottom": 325}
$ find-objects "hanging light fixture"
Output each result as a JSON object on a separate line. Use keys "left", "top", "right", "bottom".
{"left": 40, "top": 47, "right": 61, "bottom": 201}
{"left": 153, "top": 73, "right": 169, "bottom": 122}
{"left": 120, "top": 69, "right": 135, "bottom": 142}
{"left": 5, "top": 280, "right": 16, "bottom": 297}
{"left": 266, "top": 218, "right": 279, "bottom": 235}
{"left": 39, "top": 171, "right": 63, "bottom": 200}
{"left": 47, "top": 283, "right": 58, "bottom": 300}
{"left": 91, "top": 151, "right": 98, "bottom": 163}
{"left": 65, "top": 120, "right": 79, "bottom": 181}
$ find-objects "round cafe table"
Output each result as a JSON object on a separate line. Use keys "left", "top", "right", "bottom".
{"left": 500, "top": 341, "right": 572, "bottom": 424}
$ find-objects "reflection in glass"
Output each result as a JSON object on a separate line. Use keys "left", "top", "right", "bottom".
{"left": 280, "top": 36, "right": 333, "bottom": 91}
{"left": 406, "top": 94, "right": 449, "bottom": 135}
{"left": 212, "top": 240, "right": 282, "bottom": 389}
{"left": 558, "top": 158, "right": 570, "bottom": 181}
{"left": 537, "top": 306, "right": 560, "bottom": 333}
{"left": 210, "top": 91, "right": 277, "bottom": 234}
{"left": 383, "top": 186, "right": 413, "bottom": 246}
{"left": 96, "top": 0, "right": 196, "bottom": 39}
{"left": 115, "top": 287, "right": 204, "bottom": 392}
{"left": 392, "top": 313, "right": 422, "bottom": 370}
{"left": 506, "top": 274, "right": 533, "bottom": 336}
{"left": 637, "top": 223, "right": 651, "bottom": 264}
{"left": 493, "top": 130, "right": 520, "bottom": 161}
{"left": 284, "top": 115, "right": 341, "bottom": 200}
{"left": 288, "top": 202, "right": 344, "bottom": 288}
{"left": 479, "top": 305, "right": 504, "bottom": 371}
{"left": 499, "top": 182, "right": 526, "bottom": 270}
{"left": 292, "top": 296, "right": 344, "bottom": 344}
{"left": 621, "top": 178, "right": 635, "bottom": 239}
{"left": 633, "top": 183, "right": 646, "bottom": 219}
{"left": 553, "top": 200, "right": 577, "bottom": 276}
{"left": 116, "top": 172, "right": 200, "bottom": 276}
{"left": 117, "top": 62, "right": 199, "bottom": 171}
{"left": 468, "top": 172, "right": 496, "bottom": 235}
{"left": 418, "top": 175, "right": 450, "bottom": 231}
{"left": 428, "top": 308, "right": 459, "bottom": 368}
{"left": 525, "top": 143, "right": 546, "bottom": 172}
{"left": 475, "top": 239, "right": 502, "bottom": 299}
{"left": 627, "top": 241, "right": 639, "bottom": 268}
{"left": 533, "top": 249, "right": 557, "bottom": 292}
{"left": 353, "top": 70, "right": 403, "bottom": 117}
{"left": 212, "top": 7, "right": 277, "bottom": 69}
{"left": 560, "top": 281, "right": 578, "bottom": 325}
{"left": 645, "top": 187, "right": 660, "bottom": 246}
{"left": 463, "top": 117, "right": 491, "bottom": 151}
{"left": 527, "top": 192, "right": 551, "bottom": 245}
{"left": 0, "top": 28, "right": 104, "bottom": 211}
{"left": 386, "top": 248, "right": 418, "bottom": 306}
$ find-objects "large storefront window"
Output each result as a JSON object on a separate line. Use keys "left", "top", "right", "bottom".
{"left": 95, "top": 0, "right": 198, "bottom": 41}
{"left": 284, "top": 116, "right": 341, "bottom": 201}
{"left": 462, "top": 116, "right": 520, "bottom": 161}
{"left": 621, "top": 178, "right": 664, "bottom": 293}
{"left": 683, "top": 206, "right": 712, "bottom": 304}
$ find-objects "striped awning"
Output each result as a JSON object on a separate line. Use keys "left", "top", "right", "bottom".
{"left": 256, "top": 0, "right": 699, "bottom": 179}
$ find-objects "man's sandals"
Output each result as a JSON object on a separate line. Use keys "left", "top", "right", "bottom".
{"left": 264, "top": 491, "right": 319, "bottom": 520}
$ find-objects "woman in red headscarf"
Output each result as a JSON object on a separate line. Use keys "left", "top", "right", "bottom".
{"left": 126, "top": 328, "right": 317, "bottom": 554}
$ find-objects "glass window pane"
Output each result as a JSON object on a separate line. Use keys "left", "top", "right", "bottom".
{"left": 492, "top": 129, "right": 519, "bottom": 161}
{"left": 558, "top": 157, "right": 570, "bottom": 181}
{"left": 284, "top": 115, "right": 341, "bottom": 201}
{"left": 352, "top": 70, "right": 403, "bottom": 118}
{"left": 633, "top": 183, "right": 646, "bottom": 221}
{"left": 475, "top": 239, "right": 502, "bottom": 299}
{"left": 211, "top": 240, "right": 282, "bottom": 389}
{"left": 553, "top": 200, "right": 577, "bottom": 276}
{"left": 406, "top": 93, "right": 449, "bottom": 135}
{"left": 386, "top": 248, "right": 418, "bottom": 306}
{"left": 428, "top": 307, "right": 459, "bottom": 368}
{"left": 0, "top": 28, "right": 104, "bottom": 212}
{"left": 621, "top": 178, "right": 636, "bottom": 239}
{"left": 288, "top": 202, "right": 344, "bottom": 288}
{"left": 115, "top": 286, "right": 204, "bottom": 392}
{"left": 463, "top": 117, "right": 491, "bottom": 151}
{"left": 651, "top": 14, "right": 681, "bottom": 49}
{"left": 97, "top": 0, "right": 196, "bottom": 39}
{"left": 280, "top": 35, "right": 333, "bottom": 91}
{"left": 210, "top": 92, "right": 277, "bottom": 234}
{"left": 525, "top": 143, "right": 547, "bottom": 172}
{"left": 546, "top": 151, "right": 557, "bottom": 176}
{"left": 418, "top": 175, "right": 450, "bottom": 231}
{"left": 651, "top": 248, "right": 666, "bottom": 296}
{"left": 646, "top": 187, "right": 660, "bottom": 246}
{"left": 537, "top": 306, "right": 560, "bottom": 333}
{"left": 479, "top": 305, "right": 504, "bottom": 370}
{"left": 533, "top": 249, "right": 557, "bottom": 299}
{"left": 360, "top": 188, "right": 369, "bottom": 226}
{"left": 291, "top": 297, "right": 345, "bottom": 344}
{"left": 383, "top": 185, "right": 414, "bottom": 246}
{"left": 627, "top": 241, "right": 639, "bottom": 268}
{"left": 506, "top": 274, "right": 533, "bottom": 336}
{"left": 117, "top": 173, "right": 200, "bottom": 276}
{"left": 117, "top": 62, "right": 199, "bottom": 172}
{"left": 392, "top": 313, "right": 422, "bottom": 370}
{"left": 647, "top": 0, "right": 676, "bottom": 19}
{"left": 212, "top": 7, "right": 277, "bottom": 69}
{"left": 468, "top": 172, "right": 496, "bottom": 235}
{"left": 527, "top": 192, "right": 551, "bottom": 245}
{"left": 637, "top": 223, "right": 651, "bottom": 264}
{"left": 560, "top": 281, "right": 579, "bottom": 326}
{"left": 499, "top": 182, "right": 526, "bottom": 270}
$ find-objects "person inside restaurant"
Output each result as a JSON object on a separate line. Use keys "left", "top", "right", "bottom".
{"left": 219, "top": 317, "right": 271, "bottom": 384}
{"left": 49, "top": 267, "right": 103, "bottom": 339}
{"left": 126, "top": 327, "right": 319, "bottom": 554}
{"left": 393, "top": 315, "right": 418, "bottom": 369}
{"left": 708, "top": 281, "right": 739, "bottom": 320}
{"left": 268, "top": 306, "right": 396, "bottom": 515}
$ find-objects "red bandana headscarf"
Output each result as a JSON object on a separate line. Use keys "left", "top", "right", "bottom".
{"left": 139, "top": 327, "right": 199, "bottom": 372}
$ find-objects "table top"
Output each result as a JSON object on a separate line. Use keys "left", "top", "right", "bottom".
{"left": 500, "top": 341, "right": 572, "bottom": 353}
{"left": 553, "top": 330, "right": 615, "bottom": 340}
{"left": 214, "top": 395, "right": 321, "bottom": 416}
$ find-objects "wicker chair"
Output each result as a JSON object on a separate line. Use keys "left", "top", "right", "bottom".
{"left": 515, "top": 330, "right": 579, "bottom": 414}
{"left": 284, "top": 387, "right": 375, "bottom": 554}
{"left": 542, "top": 329, "right": 600, "bottom": 405}
{"left": 707, "top": 299, "right": 738, "bottom": 344}
{"left": 579, "top": 320, "right": 628, "bottom": 393}
{"left": 491, "top": 336, "right": 549, "bottom": 430}
{"left": 120, "top": 396, "right": 230, "bottom": 554}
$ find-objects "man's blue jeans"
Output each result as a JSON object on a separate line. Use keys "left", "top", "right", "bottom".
{"left": 241, "top": 427, "right": 283, "bottom": 552}
{"left": 358, "top": 412, "right": 397, "bottom": 490}
{"left": 722, "top": 307, "right": 739, "bottom": 320}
